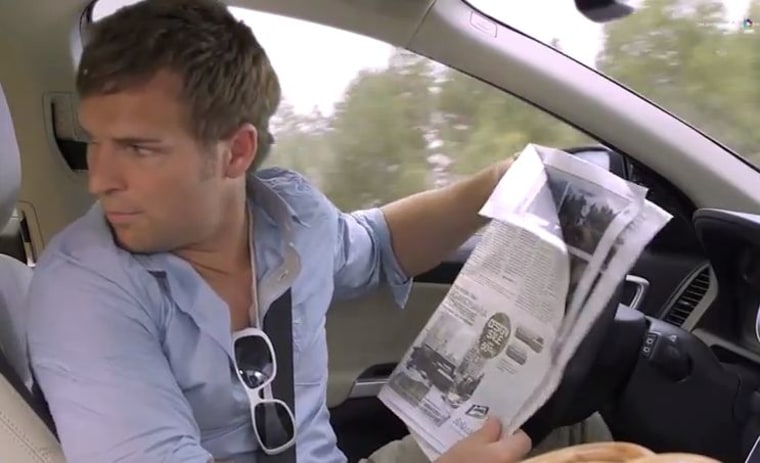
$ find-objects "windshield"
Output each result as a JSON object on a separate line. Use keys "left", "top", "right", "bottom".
{"left": 469, "top": 0, "right": 760, "bottom": 169}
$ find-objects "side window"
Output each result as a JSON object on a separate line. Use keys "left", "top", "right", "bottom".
{"left": 231, "top": 9, "right": 595, "bottom": 211}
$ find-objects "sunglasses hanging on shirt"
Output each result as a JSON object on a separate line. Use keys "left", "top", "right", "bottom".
{"left": 233, "top": 327, "right": 296, "bottom": 455}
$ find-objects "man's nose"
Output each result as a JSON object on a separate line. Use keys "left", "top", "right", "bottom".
{"left": 87, "top": 143, "right": 125, "bottom": 196}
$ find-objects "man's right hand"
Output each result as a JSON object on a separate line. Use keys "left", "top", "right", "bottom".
{"left": 435, "top": 418, "right": 532, "bottom": 463}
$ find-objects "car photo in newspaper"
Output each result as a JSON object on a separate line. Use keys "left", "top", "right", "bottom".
{"left": 377, "top": 144, "right": 672, "bottom": 459}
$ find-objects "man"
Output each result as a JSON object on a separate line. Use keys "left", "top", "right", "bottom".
{"left": 25, "top": 1, "right": 601, "bottom": 462}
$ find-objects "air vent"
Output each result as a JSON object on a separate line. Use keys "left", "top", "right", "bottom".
{"left": 663, "top": 266, "right": 711, "bottom": 326}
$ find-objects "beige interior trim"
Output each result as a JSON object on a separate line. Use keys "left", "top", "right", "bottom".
{"left": 0, "top": 377, "right": 63, "bottom": 463}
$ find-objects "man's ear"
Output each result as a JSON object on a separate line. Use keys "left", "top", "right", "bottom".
{"left": 225, "top": 123, "right": 258, "bottom": 179}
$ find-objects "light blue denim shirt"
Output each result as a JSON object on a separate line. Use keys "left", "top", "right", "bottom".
{"left": 26, "top": 168, "right": 412, "bottom": 463}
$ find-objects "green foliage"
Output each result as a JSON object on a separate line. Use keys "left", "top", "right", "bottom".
{"left": 265, "top": 0, "right": 760, "bottom": 211}
{"left": 597, "top": 0, "right": 760, "bottom": 155}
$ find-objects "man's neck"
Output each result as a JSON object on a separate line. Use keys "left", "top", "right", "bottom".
{"left": 174, "top": 196, "right": 251, "bottom": 277}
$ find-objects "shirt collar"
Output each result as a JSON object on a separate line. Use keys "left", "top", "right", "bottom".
{"left": 246, "top": 173, "right": 305, "bottom": 230}
{"left": 244, "top": 174, "right": 302, "bottom": 320}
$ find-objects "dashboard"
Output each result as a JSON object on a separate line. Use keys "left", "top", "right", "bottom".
{"left": 737, "top": 247, "right": 760, "bottom": 350}
{"left": 500, "top": 146, "right": 760, "bottom": 459}
{"left": 593, "top": 209, "right": 760, "bottom": 461}
{"left": 691, "top": 209, "right": 760, "bottom": 363}
{"left": 557, "top": 146, "right": 760, "bottom": 459}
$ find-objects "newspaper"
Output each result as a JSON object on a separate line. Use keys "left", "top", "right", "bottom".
{"left": 377, "top": 144, "right": 672, "bottom": 460}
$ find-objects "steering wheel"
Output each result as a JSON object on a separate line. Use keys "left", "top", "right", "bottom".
{"left": 521, "top": 283, "right": 626, "bottom": 443}
{"left": 521, "top": 283, "right": 760, "bottom": 462}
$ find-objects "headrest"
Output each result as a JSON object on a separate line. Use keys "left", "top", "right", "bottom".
{"left": 0, "top": 84, "right": 21, "bottom": 228}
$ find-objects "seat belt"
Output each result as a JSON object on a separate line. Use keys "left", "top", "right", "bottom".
{"left": 261, "top": 289, "right": 297, "bottom": 463}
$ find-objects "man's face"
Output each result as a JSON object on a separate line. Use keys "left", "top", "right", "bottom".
{"left": 79, "top": 71, "right": 230, "bottom": 254}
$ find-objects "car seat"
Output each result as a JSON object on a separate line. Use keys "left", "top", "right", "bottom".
{"left": 0, "top": 82, "right": 65, "bottom": 462}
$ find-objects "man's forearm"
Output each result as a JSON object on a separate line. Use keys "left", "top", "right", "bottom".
{"left": 381, "top": 160, "right": 510, "bottom": 277}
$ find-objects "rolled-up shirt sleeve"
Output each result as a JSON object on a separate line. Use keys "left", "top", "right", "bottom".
{"left": 332, "top": 207, "right": 413, "bottom": 307}
{"left": 27, "top": 260, "right": 211, "bottom": 463}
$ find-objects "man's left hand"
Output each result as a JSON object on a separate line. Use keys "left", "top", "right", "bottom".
{"left": 435, "top": 418, "right": 532, "bottom": 463}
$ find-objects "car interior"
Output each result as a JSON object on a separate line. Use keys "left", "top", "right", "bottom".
{"left": 3, "top": 0, "right": 760, "bottom": 462}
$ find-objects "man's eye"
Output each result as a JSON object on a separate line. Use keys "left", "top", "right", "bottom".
{"left": 128, "top": 145, "right": 152, "bottom": 156}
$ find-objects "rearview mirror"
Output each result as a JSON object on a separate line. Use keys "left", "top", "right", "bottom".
{"left": 564, "top": 145, "right": 628, "bottom": 179}
{"left": 575, "top": 0, "right": 635, "bottom": 22}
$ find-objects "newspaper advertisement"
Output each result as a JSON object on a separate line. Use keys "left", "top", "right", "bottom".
{"left": 377, "top": 144, "right": 673, "bottom": 460}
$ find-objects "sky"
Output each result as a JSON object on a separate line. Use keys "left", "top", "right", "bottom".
{"left": 95, "top": 0, "right": 754, "bottom": 115}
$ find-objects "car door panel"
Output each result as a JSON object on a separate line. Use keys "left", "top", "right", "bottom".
{"left": 325, "top": 281, "right": 449, "bottom": 408}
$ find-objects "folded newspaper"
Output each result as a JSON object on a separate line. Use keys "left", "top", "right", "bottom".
{"left": 377, "top": 144, "right": 673, "bottom": 460}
